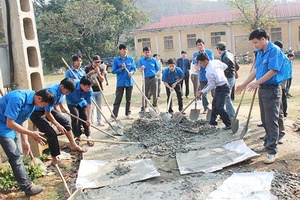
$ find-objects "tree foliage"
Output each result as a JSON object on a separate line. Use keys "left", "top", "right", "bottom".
{"left": 228, "top": 0, "right": 277, "bottom": 30}
{"left": 35, "top": 0, "right": 148, "bottom": 72}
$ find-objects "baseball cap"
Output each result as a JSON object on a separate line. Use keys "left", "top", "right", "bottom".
{"left": 93, "top": 55, "right": 101, "bottom": 61}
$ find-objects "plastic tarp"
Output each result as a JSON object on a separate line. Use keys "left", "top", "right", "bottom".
{"left": 176, "top": 139, "right": 259, "bottom": 174}
{"left": 207, "top": 172, "right": 277, "bottom": 200}
{"left": 76, "top": 159, "right": 160, "bottom": 189}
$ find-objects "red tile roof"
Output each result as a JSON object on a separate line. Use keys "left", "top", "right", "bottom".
{"left": 138, "top": 4, "right": 300, "bottom": 31}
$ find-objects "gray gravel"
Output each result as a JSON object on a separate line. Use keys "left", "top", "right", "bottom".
{"left": 271, "top": 170, "right": 300, "bottom": 199}
{"left": 123, "top": 117, "right": 218, "bottom": 157}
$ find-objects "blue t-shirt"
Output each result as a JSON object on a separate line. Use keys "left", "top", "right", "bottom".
{"left": 65, "top": 66, "right": 86, "bottom": 80}
{"left": 0, "top": 90, "right": 35, "bottom": 139}
{"left": 138, "top": 57, "right": 160, "bottom": 78}
{"left": 162, "top": 67, "right": 184, "bottom": 84}
{"left": 112, "top": 55, "right": 136, "bottom": 87}
{"left": 255, "top": 42, "right": 285, "bottom": 85}
{"left": 66, "top": 80, "right": 93, "bottom": 107}
{"left": 286, "top": 59, "right": 293, "bottom": 79}
{"left": 35, "top": 84, "right": 63, "bottom": 111}
{"left": 193, "top": 49, "right": 214, "bottom": 81}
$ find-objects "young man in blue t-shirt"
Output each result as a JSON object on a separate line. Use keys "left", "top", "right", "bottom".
{"left": 0, "top": 89, "right": 54, "bottom": 196}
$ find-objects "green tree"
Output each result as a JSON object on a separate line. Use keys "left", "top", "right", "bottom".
{"left": 36, "top": 0, "right": 147, "bottom": 73}
{"left": 228, "top": 0, "right": 277, "bottom": 30}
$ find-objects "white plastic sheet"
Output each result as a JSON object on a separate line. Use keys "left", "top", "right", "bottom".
{"left": 176, "top": 139, "right": 259, "bottom": 174}
{"left": 207, "top": 172, "right": 277, "bottom": 200}
{"left": 76, "top": 159, "right": 160, "bottom": 189}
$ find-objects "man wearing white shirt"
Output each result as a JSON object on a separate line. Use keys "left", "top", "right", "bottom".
{"left": 197, "top": 52, "right": 231, "bottom": 130}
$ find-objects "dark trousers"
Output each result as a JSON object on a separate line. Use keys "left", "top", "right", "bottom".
{"left": 258, "top": 86, "right": 281, "bottom": 155}
{"left": 165, "top": 83, "right": 183, "bottom": 112}
{"left": 112, "top": 86, "right": 133, "bottom": 117}
{"left": 67, "top": 104, "right": 90, "bottom": 138}
{"left": 210, "top": 84, "right": 231, "bottom": 127}
{"left": 286, "top": 78, "right": 292, "bottom": 94}
{"left": 281, "top": 89, "right": 287, "bottom": 117}
{"left": 180, "top": 71, "right": 190, "bottom": 97}
{"left": 30, "top": 110, "right": 71, "bottom": 157}
{"left": 143, "top": 77, "right": 158, "bottom": 108}
{"left": 0, "top": 134, "right": 31, "bottom": 191}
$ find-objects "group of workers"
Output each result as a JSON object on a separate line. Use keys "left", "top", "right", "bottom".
{"left": 0, "top": 28, "right": 293, "bottom": 196}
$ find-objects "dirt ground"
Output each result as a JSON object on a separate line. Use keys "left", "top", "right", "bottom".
{"left": 1, "top": 61, "right": 300, "bottom": 199}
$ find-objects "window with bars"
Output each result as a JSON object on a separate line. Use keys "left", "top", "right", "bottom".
{"left": 137, "top": 38, "right": 151, "bottom": 49}
{"left": 187, "top": 34, "right": 196, "bottom": 48}
{"left": 164, "top": 36, "right": 174, "bottom": 50}
{"left": 211, "top": 31, "right": 225, "bottom": 46}
{"left": 271, "top": 28, "right": 282, "bottom": 42}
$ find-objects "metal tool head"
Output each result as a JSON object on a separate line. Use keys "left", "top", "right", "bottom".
{"left": 231, "top": 118, "right": 239, "bottom": 134}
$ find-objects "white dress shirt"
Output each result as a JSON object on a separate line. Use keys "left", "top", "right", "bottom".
{"left": 201, "top": 60, "right": 228, "bottom": 94}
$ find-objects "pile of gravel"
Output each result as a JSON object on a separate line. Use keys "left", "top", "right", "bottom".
{"left": 271, "top": 170, "right": 300, "bottom": 200}
{"left": 123, "top": 118, "right": 218, "bottom": 157}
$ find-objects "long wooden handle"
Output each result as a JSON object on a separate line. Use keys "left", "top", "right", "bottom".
{"left": 124, "top": 67, "right": 158, "bottom": 114}
{"left": 181, "top": 97, "right": 197, "bottom": 113}
{"left": 93, "top": 77, "right": 116, "bottom": 119}
{"left": 29, "top": 150, "right": 36, "bottom": 165}
{"left": 66, "top": 112, "right": 119, "bottom": 140}
{"left": 245, "top": 88, "right": 257, "bottom": 126}
{"left": 55, "top": 164, "right": 71, "bottom": 196}
{"left": 81, "top": 138, "right": 140, "bottom": 145}
{"left": 61, "top": 58, "right": 118, "bottom": 134}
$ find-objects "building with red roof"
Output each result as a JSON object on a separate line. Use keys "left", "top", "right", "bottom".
{"left": 134, "top": 4, "right": 300, "bottom": 61}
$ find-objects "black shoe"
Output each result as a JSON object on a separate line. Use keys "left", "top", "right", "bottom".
{"left": 25, "top": 184, "right": 44, "bottom": 196}
{"left": 223, "top": 126, "right": 231, "bottom": 130}
{"left": 169, "top": 110, "right": 174, "bottom": 114}
{"left": 257, "top": 124, "right": 264, "bottom": 127}
{"left": 210, "top": 122, "right": 218, "bottom": 126}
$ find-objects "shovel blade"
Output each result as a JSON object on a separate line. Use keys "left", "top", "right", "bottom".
{"left": 162, "top": 113, "right": 172, "bottom": 121}
{"left": 206, "top": 109, "right": 212, "bottom": 121}
{"left": 239, "top": 125, "right": 248, "bottom": 139}
{"left": 231, "top": 119, "right": 239, "bottom": 134}
{"left": 115, "top": 120, "right": 123, "bottom": 128}
{"left": 175, "top": 113, "right": 185, "bottom": 123}
{"left": 190, "top": 109, "right": 200, "bottom": 121}
{"left": 149, "top": 109, "right": 159, "bottom": 118}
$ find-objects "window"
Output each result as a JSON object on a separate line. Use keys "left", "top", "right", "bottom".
{"left": 211, "top": 31, "right": 225, "bottom": 46}
{"left": 137, "top": 38, "right": 151, "bottom": 49}
{"left": 187, "top": 34, "right": 196, "bottom": 48}
{"left": 271, "top": 28, "right": 282, "bottom": 42}
{"left": 164, "top": 36, "right": 173, "bottom": 50}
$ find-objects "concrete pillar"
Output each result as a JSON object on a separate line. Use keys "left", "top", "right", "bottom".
{"left": 1, "top": 0, "right": 46, "bottom": 157}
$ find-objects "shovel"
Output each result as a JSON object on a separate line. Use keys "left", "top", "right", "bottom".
{"left": 174, "top": 97, "right": 197, "bottom": 123}
{"left": 93, "top": 77, "right": 123, "bottom": 128}
{"left": 231, "top": 88, "right": 246, "bottom": 134}
{"left": 66, "top": 112, "right": 119, "bottom": 139}
{"left": 232, "top": 60, "right": 255, "bottom": 134}
{"left": 190, "top": 98, "right": 200, "bottom": 121}
{"left": 124, "top": 67, "right": 159, "bottom": 118}
{"left": 162, "top": 90, "right": 173, "bottom": 121}
{"left": 61, "top": 58, "right": 123, "bottom": 136}
{"left": 240, "top": 88, "right": 257, "bottom": 139}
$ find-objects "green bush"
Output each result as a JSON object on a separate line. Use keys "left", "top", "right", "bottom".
{"left": 0, "top": 163, "right": 43, "bottom": 191}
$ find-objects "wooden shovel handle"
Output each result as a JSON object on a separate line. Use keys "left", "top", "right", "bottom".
{"left": 55, "top": 164, "right": 71, "bottom": 196}
{"left": 66, "top": 112, "right": 119, "bottom": 140}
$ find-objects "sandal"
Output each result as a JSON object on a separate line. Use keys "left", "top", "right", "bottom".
{"left": 87, "top": 140, "right": 94, "bottom": 147}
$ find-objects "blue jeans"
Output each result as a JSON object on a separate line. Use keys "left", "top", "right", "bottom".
{"left": 225, "top": 77, "right": 236, "bottom": 118}
{"left": 92, "top": 91, "right": 103, "bottom": 123}
{"left": 0, "top": 134, "right": 31, "bottom": 191}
